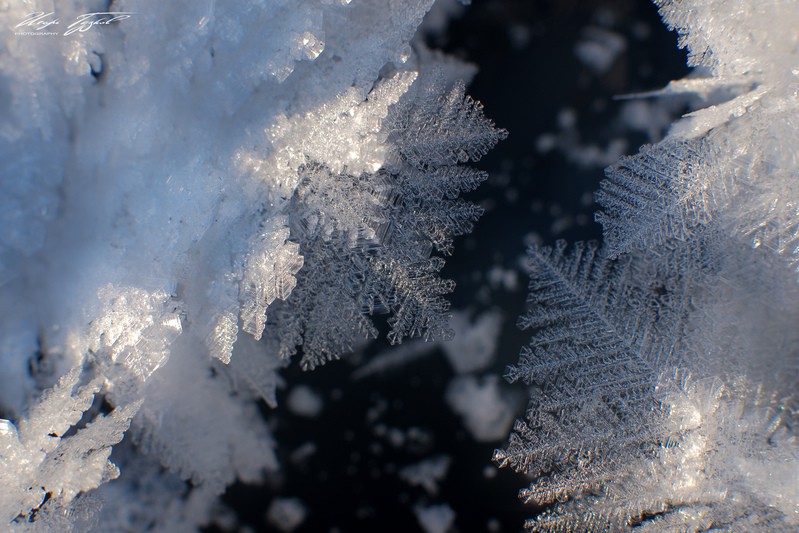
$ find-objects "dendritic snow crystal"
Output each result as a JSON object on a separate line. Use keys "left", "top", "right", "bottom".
{"left": 497, "top": 0, "right": 799, "bottom": 530}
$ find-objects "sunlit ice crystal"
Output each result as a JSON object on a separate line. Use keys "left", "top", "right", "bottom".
{"left": 299, "top": 31, "right": 325, "bottom": 60}
{"left": 0, "top": 0, "right": 509, "bottom": 527}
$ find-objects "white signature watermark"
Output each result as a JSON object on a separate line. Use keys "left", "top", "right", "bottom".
{"left": 14, "top": 11, "right": 134, "bottom": 36}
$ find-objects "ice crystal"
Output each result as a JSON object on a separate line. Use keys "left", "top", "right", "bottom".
{"left": 0, "top": 366, "right": 139, "bottom": 527}
{"left": 0, "top": 0, "right": 503, "bottom": 529}
{"left": 498, "top": 1, "right": 799, "bottom": 529}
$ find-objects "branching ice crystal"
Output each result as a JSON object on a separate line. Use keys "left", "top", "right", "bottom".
{"left": 0, "top": 0, "right": 503, "bottom": 529}
{"left": 498, "top": 0, "right": 799, "bottom": 530}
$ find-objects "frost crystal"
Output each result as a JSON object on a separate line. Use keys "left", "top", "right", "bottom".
{"left": 597, "top": 1, "right": 799, "bottom": 270}
{"left": 0, "top": 366, "right": 140, "bottom": 527}
{"left": 499, "top": 1, "right": 799, "bottom": 530}
{"left": 0, "top": 0, "right": 503, "bottom": 529}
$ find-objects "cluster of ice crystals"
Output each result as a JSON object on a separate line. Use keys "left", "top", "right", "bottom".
{"left": 0, "top": 0, "right": 506, "bottom": 528}
{"left": 87, "top": 285, "right": 183, "bottom": 382}
{"left": 238, "top": 224, "right": 304, "bottom": 343}
{"left": 499, "top": 1, "right": 799, "bottom": 530}
{"left": 656, "top": 0, "right": 799, "bottom": 83}
{"left": 600, "top": 1, "right": 799, "bottom": 270}
{"left": 262, "top": 71, "right": 418, "bottom": 200}
{"left": 0, "top": 367, "right": 140, "bottom": 527}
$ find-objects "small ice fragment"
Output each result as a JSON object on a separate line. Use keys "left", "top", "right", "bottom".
{"left": 272, "top": 64, "right": 294, "bottom": 82}
{"left": 445, "top": 375, "right": 516, "bottom": 442}
{"left": 399, "top": 455, "right": 451, "bottom": 495}
{"left": 415, "top": 504, "right": 456, "bottom": 533}
{"left": 0, "top": 418, "right": 19, "bottom": 439}
{"left": 266, "top": 498, "right": 307, "bottom": 533}
{"left": 557, "top": 108, "right": 577, "bottom": 130}
{"left": 300, "top": 32, "right": 325, "bottom": 60}
{"left": 536, "top": 133, "right": 557, "bottom": 153}
{"left": 574, "top": 27, "right": 626, "bottom": 74}
{"left": 290, "top": 442, "right": 317, "bottom": 465}
{"left": 442, "top": 311, "right": 502, "bottom": 373}
{"left": 209, "top": 312, "right": 238, "bottom": 364}
{"left": 287, "top": 385, "right": 323, "bottom": 417}
{"left": 398, "top": 44, "right": 412, "bottom": 64}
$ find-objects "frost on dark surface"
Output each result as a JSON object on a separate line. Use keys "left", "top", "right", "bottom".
{"left": 497, "top": 0, "right": 799, "bottom": 530}
{"left": 595, "top": 137, "right": 710, "bottom": 259}
{"left": 596, "top": 0, "right": 799, "bottom": 270}
{"left": 498, "top": 233, "right": 798, "bottom": 530}
{"left": 2, "top": 0, "right": 797, "bottom": 531}
{"left": 0, "top": 367, "right": 139, "bottom": 527}
{"left": 497, "top": 240, "right": 689, "bottom": 498}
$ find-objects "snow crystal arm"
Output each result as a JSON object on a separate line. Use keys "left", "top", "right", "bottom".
{"left": 495, "top": 240, "right": 700, "bottom": 518}
{"left": 268, "top": 74, "right": 504, "bottom": 370}
{"left": 1, "top": 367, "right": 139, "bottom": 527}
{"left": 388, "top": 80, "right": 507, "bottom": 170}
{"left": 595, "top": 138, "right": 718, "bottom": 259}
{"left": 498, "top": 234, "right": 799, "bottom": 531}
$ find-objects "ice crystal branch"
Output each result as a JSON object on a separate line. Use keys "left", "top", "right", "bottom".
{"left": 597, "top": 1, "right": 799, "bottom": 268}
{"left": 498, "top": 232, "right": 799, "bottom": 530}
{"left": 271, "top": 74, "right": 505, "bottom": 370}
{"left": 499, "top": 0, "right": 799, "bottom": 530}
{"left": 0, "top": 0, "right": 503, "bottom": 529}
{"left": 0, "top": 366, "right": 140, "bottom": 526}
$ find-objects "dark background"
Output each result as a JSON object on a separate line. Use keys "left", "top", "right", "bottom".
{"left": 216, "top": 1, "right": 689, "bottom": 531}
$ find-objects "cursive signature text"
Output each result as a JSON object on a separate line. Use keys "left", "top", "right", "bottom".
{"left": 64, "top": 12, "right": 134, "bottom": 36}
{"left": 14, "top": 11, "right": 135, "bottom": 36}
{"left": 15, "top": 12, "right": 60, "bottom": 31}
